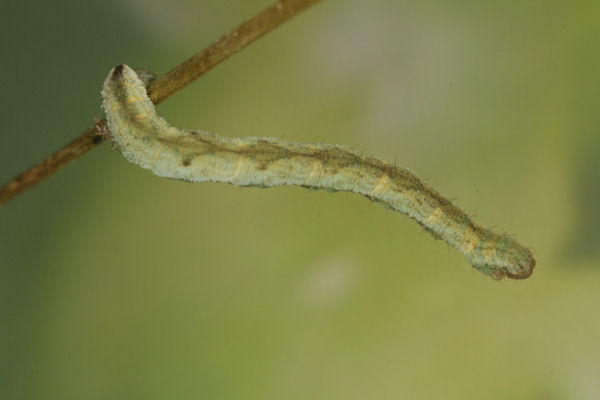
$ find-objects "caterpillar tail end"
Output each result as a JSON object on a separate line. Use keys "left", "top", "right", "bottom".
{"left": 490, "top": 257, "right": 535, "bottom": 280}
{"left": 465, "top": 233, "right": 536, "bottom": 280}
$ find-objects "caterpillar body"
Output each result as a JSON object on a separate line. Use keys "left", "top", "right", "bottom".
{"left": 102, "top": 64, "right": 535, "bottom": 280}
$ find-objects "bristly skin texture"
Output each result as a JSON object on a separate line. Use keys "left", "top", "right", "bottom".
{"left": 102, "top": 64, "right": 535, "bottom": 280}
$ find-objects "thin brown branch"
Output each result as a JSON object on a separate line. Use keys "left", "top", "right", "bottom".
{"left": 0, "top": 0, "right": 323, "bottom": 206}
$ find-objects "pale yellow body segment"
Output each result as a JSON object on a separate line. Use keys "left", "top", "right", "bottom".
{"left": 102, "top": 64, "right": 535, "bottom": 280}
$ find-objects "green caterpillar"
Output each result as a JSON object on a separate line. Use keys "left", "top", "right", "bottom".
{"left": 102, "top": 64, "right": 535, "bottom": 280}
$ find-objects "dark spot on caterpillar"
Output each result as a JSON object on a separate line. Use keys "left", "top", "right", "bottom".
{"left": 417, "top": 220, "right": 443, "bottom": 240}
{"left": 239, "top": 183, "right": 267, "bottom": 189}
{"left": 299, "top": 184, "right": 321, "bottom": 191}
{"left": 182, "top": 158, "right": 192, "bottom": 167}
{"left": 505, "top": 258, "right": 535, "bottom": 279}
{"left": 92, "top": 135, "right": 103, "bottom": 145}
{"left": 112, "top": 65, "right": 125, "bottom": 78}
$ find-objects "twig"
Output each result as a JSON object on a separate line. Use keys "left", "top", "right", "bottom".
{"left": 0, "top": 0, "right": 323, "bottom": 206}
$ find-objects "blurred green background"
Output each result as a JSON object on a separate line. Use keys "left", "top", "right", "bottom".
{"left": 1, "top": 0, "right": 599, "bottom": 398}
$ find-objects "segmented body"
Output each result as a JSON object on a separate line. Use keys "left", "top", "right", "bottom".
{"left": 102, "top": 64, "right": 535, "bottom": 280}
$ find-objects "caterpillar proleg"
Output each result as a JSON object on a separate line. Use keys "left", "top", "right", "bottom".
{"left": 102, "top": 64, "right": 535, "bottom": 280}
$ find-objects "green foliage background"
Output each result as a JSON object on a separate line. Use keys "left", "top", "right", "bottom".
{"left": 1, "top": 0, "right": 599, "bottom": 398}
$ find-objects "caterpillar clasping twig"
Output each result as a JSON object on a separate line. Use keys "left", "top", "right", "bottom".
{"left": 102, "top": 64, "right": 535, "bottom": 280}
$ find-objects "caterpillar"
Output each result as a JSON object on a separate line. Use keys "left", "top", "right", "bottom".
{"left": 102, "top": 64, "right": 535, "bottom": 280}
